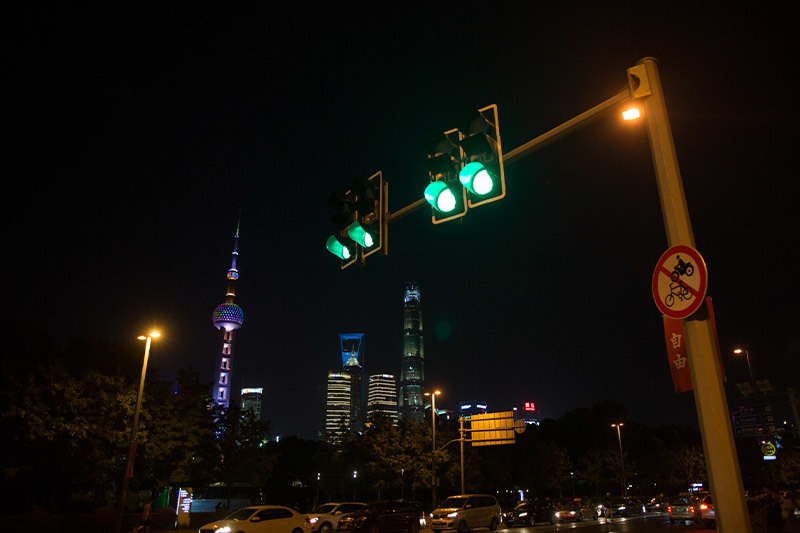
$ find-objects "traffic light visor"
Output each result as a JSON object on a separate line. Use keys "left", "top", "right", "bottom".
{"left": 326, "top": 235, "right": 352, "bottom": 260}
{"left": 347, "top": 222, "right": 375, "bottom": 248}
{"left": 459, "top": 162, "right": 494, "bottom": 195}
{"left": 424, "top": 181, "right": 457, "bottom": 213}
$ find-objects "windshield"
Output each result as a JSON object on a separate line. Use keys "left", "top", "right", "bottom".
{"left": 226, "top": 507, "right": 257, "bottom": 520}
{"left": 313, "top": 504, "right": 337, "bottom": 514}
{"left": 440, "top": 497, "right": 468, "bottom": 509}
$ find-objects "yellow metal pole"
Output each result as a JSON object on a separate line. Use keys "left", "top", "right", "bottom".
{"left": 630, "top": 57, "right": 750, "bottom": 532}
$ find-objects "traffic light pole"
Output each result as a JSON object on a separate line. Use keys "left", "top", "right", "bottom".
{"left": 631, "top": 57, "right": 749, "bottom": 532}
{"left": 365, "top": 59, "right": 752, "bottom": 530}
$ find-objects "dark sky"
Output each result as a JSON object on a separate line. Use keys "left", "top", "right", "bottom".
{"left": 8, "top": 5, "right": 800, "bottom": 439}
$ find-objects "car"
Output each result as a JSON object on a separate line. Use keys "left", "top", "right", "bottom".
{"left": 667, "top": 496, "right": 698, "bottom": 524}
{"left": 337, "top": 500, "right": 424, "bottom": 533}
{"left": 198, "top": 505, "right": 311, "bottom": 533}
{"left": 308, "top": 502, "right": 366, "bottom": 533}
{"left": 645, "top": 495, "right": 669, "bottom": 513}
{"left": 699, "top": 495, "right": 716, "bottom": 527}
{"left": 430, "top": 494, "right": 501, "bottom": 532}
{"left": 573, "top": 498, "right": 601, "bottom": 520}
{"left": 606, "top": 497, "right": 645, "bottom": 517}
{"left": 553, "top": 499, "right": 585, "bottom": 522}
{"left": 502, "top": 501, "right": 557, "bottom": 526}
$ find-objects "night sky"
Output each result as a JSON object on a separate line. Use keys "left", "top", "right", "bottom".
{"left": 8, "top": 5, "right": 799, "bottom": 439}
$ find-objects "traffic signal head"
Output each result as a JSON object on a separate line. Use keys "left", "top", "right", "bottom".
{"left": 326, "top": 235, "right": 355, "bottom": 261}
{"left": 424, "top": 131, "right": 467, "bottom": 224}
{"left": 456, "top": 104, "right": 505, "bottom": 208}
{"left": 325, "top": 171, "right": 386, "bottom": 269}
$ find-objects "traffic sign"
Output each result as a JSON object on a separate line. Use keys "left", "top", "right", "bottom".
{"left": 761, "top": 442, "right": 776, "bottom": 456}
{"left": 652, "top": 245, "right": 708, "bottom": 319}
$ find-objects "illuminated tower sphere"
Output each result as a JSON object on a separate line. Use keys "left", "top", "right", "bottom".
{"left": 211, "top": 217, "right": 243, "bottom": 409}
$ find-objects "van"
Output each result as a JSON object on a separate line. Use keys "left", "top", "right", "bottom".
{"left": 431, "top": 494, "right": 501, "bottom": 532}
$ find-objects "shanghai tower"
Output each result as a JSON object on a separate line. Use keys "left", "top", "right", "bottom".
{"left": 399, "top": 282, "right": 424, "bottom": 420}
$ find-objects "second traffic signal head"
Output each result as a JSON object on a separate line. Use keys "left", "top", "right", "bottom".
{"left": 456, "top": 104, "right": 505, "bottom": 207}
{"left": 423, "top": 130, "right": 467, "bottom": 224}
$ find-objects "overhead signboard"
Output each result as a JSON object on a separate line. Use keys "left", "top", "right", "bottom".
{"left": 469, "top": 411, "right": 515, "bottom": 446}
{"left": 652, "top": 245, "right": 708, "bottom": 319}
{"left": 731, "top": 405, "right": 776, "bottom": 437}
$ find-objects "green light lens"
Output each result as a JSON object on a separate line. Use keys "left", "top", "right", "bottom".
{"left": 347, "top": 222, "right": 376, "bottom": 248}
{"left": 326, "top": 235, "right": 352, "bottom": 260}
{"left": 424, "top": 181, "right": 457, "bottom": 213}
{"left": 459, "top": 162, "right": 494, "bottom": 195}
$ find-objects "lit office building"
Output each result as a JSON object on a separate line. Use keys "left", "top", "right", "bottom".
{"left": 459, "top": 401, "right": 488, "bottom": 418}
{"left": 399, "top": 283, "right": 425, "bottom": 421}
{"left": 340, "top": 333, "right": 365, "bottom": 433}
{"left": 367, "top": 374, "right": 398, "bottom": 425}
{"left": 325, "top": 372, "right": 352, "bottom": 444}
{"left": 240, "top": 388, "right": 263, "bottom": 420}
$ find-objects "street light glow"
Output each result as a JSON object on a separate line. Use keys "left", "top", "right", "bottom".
{"left": 622, "top": 107, "right": 641, "bottom": 120}
{"left": 733, "top": 348, "right": 743, "bottom": 354}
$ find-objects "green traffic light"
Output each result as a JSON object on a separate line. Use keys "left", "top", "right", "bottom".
{"left": 459, "top": 162, "right": 494, "bottom": 195}
{"left": 326, "top": 235, "right": 352, "bottom": 260}
{"left": 424, "top": 181, "right": 457, "bottom": 213}
{"left": 347, "top": 222, "right": 375, "bottom": 248}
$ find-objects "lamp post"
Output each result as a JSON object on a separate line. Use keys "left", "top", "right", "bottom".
{"left": 611, "top": 423, "right": 626, "bottom": 496}
{"left": 424, "top": 390, "right": 441, "bottom": 509}
{"left": 353, "top": 470, "right": 357, "bottom": 500}
{"left": 734, "top": 347, "right": 768, "bottom": 438}
{"left": 114, "top": 331, "right": 160, "bottom": 533}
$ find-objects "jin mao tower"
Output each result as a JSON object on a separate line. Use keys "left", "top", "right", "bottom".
{"left": 399, "top": 282, "right": 424, "bottom": 420}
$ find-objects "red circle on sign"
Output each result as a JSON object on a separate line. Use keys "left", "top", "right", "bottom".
{"left": 652, "top": 244, "right": 708, "bottom": 319}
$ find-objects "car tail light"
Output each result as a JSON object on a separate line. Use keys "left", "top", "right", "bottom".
{"left": 667, "top": 506, "right": 672, "bottom": 513}
{"left": 689, "top": 506, "right": 695, "bottom": 512}
{"left": 700, "top": 504, "right": 708, "bottom": 510}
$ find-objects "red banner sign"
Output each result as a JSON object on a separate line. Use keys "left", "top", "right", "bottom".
{"left": 663, "top": 316, "right": 693, "bottom": 393}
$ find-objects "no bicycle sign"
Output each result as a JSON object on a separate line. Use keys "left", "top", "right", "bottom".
{"left": 652, "top": 245, "right": 708, "bottom": 319}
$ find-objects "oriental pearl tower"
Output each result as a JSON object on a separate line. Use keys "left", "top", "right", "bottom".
{"left": 211, "top": 218, "right": 244, "bottom": 408}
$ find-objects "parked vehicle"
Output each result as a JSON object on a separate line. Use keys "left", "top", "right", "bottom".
{"left": 430, "top": 494, "right": 501, "bottom": 532}
{"left": 667, "top": 496, "right": 698, "bottom": 524}
{"left": 337, "top": 500, "right": 424, "bottom": 533}
{"left": 502, "top": 501, "right": 556, "bottom": 526}
{"left": 308, "top": 502, "right": 366, "bottom": 533}
{"left": 198, "top": 505, "right": 311, "bottom": 533}
{"left": 606, "top": 497, "right": 645, "bottom": 517}
{"left": 553, "top": 499, "right": 585, "bottom": 522}
{"left": 699, "top": 495, "right": 716, "bottom": 528}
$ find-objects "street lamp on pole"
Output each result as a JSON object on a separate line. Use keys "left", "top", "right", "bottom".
{"left": 114, "top": 331, "right": 160, "bottom": 533}
{"left": 611, "top": 423, "right": 626, "bottom": 497}
{"left": 353, "top": 470, "right": 357, "bottom": 500}
{"left": 424, "top": 390, "right": 441, "bottom": 510}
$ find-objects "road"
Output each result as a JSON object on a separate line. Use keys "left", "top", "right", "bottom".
{"left": 422, "top": 514, "right": 717, "bottom": 533}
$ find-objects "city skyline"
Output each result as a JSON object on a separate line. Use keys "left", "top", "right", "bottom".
{"left": 8, "top": 5, "right": 798, "bottom": 441}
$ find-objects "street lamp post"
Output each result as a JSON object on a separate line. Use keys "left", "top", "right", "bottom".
{"left": 424, "top": 390, "right": 441, "bottom": 509}
{"left": 611, "top": 423, "right": 626, "bottom": 497}
{"left": 734, "top": 348, "right": 767, "bottom": 438}
{"left": 114, "top": 331, "right": 160, "bottom": 533}
{"left": 353, "top": 470, "right": 357, "bottom": 500}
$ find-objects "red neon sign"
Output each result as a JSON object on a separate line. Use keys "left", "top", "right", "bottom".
{"left": 523, "top": 402, "right": 536, "bottom": 411}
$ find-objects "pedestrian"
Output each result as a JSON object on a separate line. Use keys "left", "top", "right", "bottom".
{"left": 605, "top": 493, "right": 614, "bottom": 522}
{"left": 139, "top": 501, "right": 152, "bottom": 533}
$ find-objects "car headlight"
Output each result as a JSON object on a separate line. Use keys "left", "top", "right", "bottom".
{"left": 618, "top": 506, "right": 626, "bottom": 510}
{"left": 309, "top": 517, "right": 319, "bottom": 524}
{"left": 447, "top": 512, "right": 458, "bottom": 518}
{"left": 215, "top": 527, "right": 231, "bottom": 533}
{"left": 518, "top": 512, "right": 527, "bottom": 517}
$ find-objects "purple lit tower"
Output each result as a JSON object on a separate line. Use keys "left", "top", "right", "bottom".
{"left": 211, "top": 218, "right": 244, "bottom": 408}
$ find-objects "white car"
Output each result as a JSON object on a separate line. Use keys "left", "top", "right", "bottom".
{"left": 199, "top": 505, "right": 311, "bottom": 533}
{"left": 306, "top": 502, "right": 366, "bottom": 533}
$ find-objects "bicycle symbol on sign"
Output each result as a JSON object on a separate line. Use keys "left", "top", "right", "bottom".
{"left": 665, "top": 279, "right": 693, "bottom": 308}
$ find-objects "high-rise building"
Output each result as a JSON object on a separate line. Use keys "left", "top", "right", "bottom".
{"left": 399, "top": 283, "right": 425, "bottom": 420}
{"left": 367, "top": 374, "right": 398, "bottom": 425}
{"left": 241, "top": 388, "right": 263, "bottom": 420}
{"left": 211, "top": 218, "right": 244, "bottom": 408}
{"left": 459, "top": 401, "right": 488, "bottom": 418}
{"left": 325, "top": 372, "right": 352, "bottom": 444}
{"left": 340, "top": 333, "right": 365, "bottom": 432}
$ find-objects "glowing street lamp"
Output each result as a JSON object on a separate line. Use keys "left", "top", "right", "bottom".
{"left": 611, "top": 423, "right": 626, "bottom": 496}
{"left": 114, "top": 331, "right": 160, "bottom": 533}
{"left": 424, "top": 390, "right": 442, "bottom": 509}
{"left": 622, "top": 107, "right": 641, "bottom": 120}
